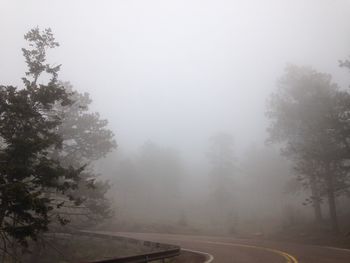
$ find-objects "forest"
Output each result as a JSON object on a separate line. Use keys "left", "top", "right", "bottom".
{"left": 1, "top": 1, "right": 350, "bottom": 262}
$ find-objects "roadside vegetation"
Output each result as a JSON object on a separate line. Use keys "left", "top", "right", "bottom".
{"left": 3, "top": 11, "right": 350, "bottom": 262}
{"left": 0, "top": 28, "right": 116, "bottom": 262}
{"left": 101, "top": 57, "right": 350, "bottom": 248}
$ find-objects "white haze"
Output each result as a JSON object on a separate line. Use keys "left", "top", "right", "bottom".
{"left": 2, "top": 0, "right": 350, "bottom": 235}
{"left": 1, "top": 0, "right": 350, "bottom": 160}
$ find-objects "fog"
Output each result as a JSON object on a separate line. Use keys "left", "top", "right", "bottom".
{"left": 2, "top": 0, "right": 350, "bottom": 156}
{"left": 2, "top": 0, "right": 350, "bottom": 237}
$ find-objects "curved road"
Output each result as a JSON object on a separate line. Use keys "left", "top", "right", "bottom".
{"left": 104, "top": 231, "right": 350, "bottom": 263}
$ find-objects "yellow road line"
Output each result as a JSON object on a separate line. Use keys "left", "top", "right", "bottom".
{"left": 112, "top": 233, "right": 299, "bottom": 263}
{"left": 198, "top": 240, "right": 298, "bottom": 263}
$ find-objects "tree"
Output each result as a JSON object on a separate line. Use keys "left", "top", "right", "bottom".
{"left": 267, "top": 64, "right": 350, "bottom": 233}
{"left": 207, "top": 133, "right": 236, "bottom": 199}
{"left": 111, "top": 142, "right": 184, "bottom": 225}
{"left": 50, "top": 82, "right": 116, "bottom": 227}
{"left": 0, "top": 28, "right": 83, "bottom": 257}
{"left": 207, "top": 133, "right": 237, "bottom": 231}
{"left": 240, "top": 145, "right": 294, "bottom": 228}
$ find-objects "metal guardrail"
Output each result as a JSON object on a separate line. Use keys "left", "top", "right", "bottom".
{"left": 76, "top": 231, "right": 181, "bottom": 263}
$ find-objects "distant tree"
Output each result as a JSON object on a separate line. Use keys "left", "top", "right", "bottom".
{"left": 207, "top": 133, "right": 236, "bottom": 198}
{"left": 267, "top": 65, "right": 350, "bottom": 233}
{"left": 50, "top": 82, "right": 116, "bottom": 227}
{"left": 0, "top": 28, "right": 83, "bottom": 257}
{"left": 240, "top": 145, "right": 293, "bottom": 210}
{"left": 111, "top": 142, "right": 184, "bottom": 225}
{"left": 207, "top": 133, "right": 237, "bottom": 230}
{"left": 138, "top": 141, "right": 183, "bottom": 196}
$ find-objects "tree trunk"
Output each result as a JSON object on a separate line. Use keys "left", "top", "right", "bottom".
{"left": 310, "top": 176, "right": 323, "bottom": 223}
{"left": 325, "top": 164, "right": 339, "bottom": 234}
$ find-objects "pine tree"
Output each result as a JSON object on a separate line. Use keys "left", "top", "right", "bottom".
{"left": 0, "top": 28, "right": 83, "bottom": 255}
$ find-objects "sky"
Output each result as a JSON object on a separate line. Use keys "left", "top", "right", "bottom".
{"left": 1, "top": 0, "right": 350, "bottom": 160}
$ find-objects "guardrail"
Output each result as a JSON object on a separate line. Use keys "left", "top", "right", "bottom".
{"left": 77, "top": 231, "right": 181, "bottom": 263}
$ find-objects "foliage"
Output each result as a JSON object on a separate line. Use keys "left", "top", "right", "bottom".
{"left": 207, "top": 133, "right": 236, "bottom": 200}
{"left": 206, "top": 133, "right": 237, "bottom": 230}
{"left": 0, "top": 28, "right": 83, "bottom": 254}
{"left": 266, "top": 64, "right": 350, "bottom": 233}
{"left": 0, "top": 27, "right": 117, "bottom": 262}
{"left": 49, "top": 82, "right": 116, "bottom": 227}
{"left": 111, "top": 141, "right": 184, "bottom": 224}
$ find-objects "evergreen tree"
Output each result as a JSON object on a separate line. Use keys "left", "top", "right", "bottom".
{"left": 267, "top": 65, "right": 350, "bottom": 233}
{"left": 0, "top": 27, "right": 83, "bottom": 254}
{"left": 50, "top": 82, "right": 116, "bottom": 226}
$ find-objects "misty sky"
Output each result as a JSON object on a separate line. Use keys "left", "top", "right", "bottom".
{"left": 1, "top": 0, "right": 350, "bottom": 159}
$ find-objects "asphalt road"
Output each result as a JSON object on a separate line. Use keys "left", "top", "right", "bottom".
{"left": 103, "top": 231, "right": 350, "bottom": 263}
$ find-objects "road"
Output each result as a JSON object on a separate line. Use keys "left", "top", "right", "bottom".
{"left": 103, "top": 231, "right": 350, "bottom": 263}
